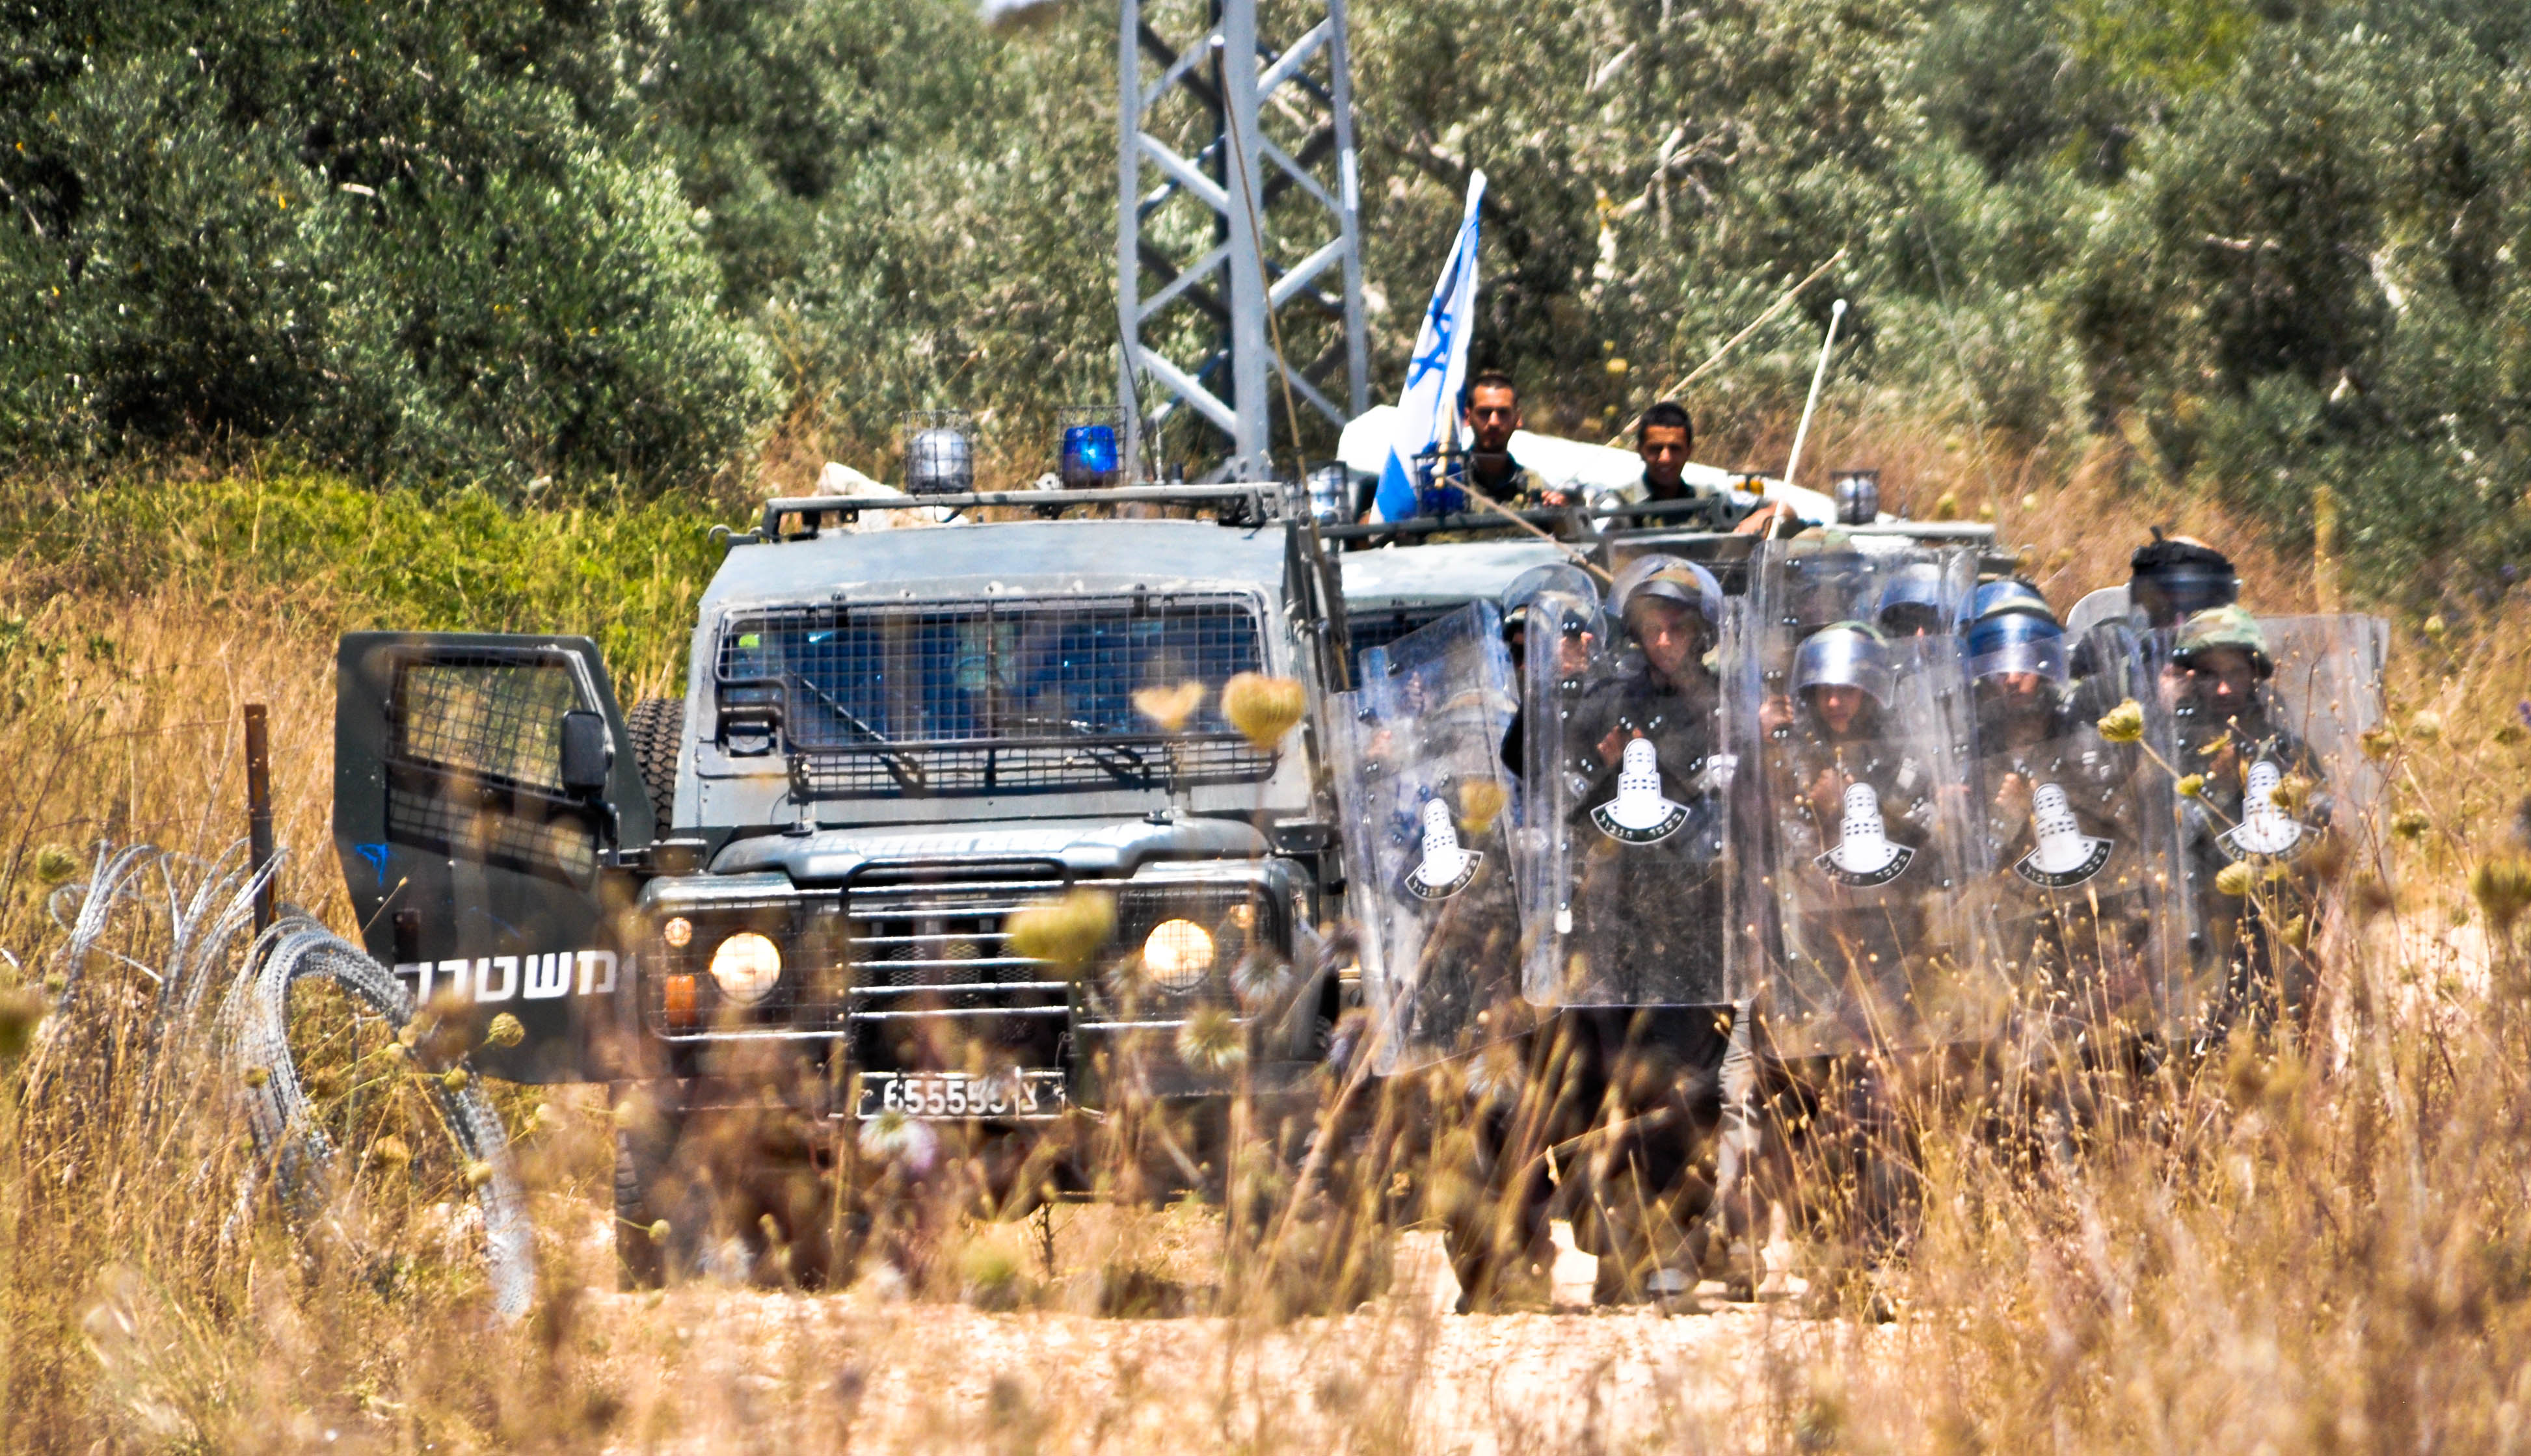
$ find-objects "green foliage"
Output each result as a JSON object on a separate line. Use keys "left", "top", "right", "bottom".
{"left": 0, "top": 468, "right": 726, "bottom": 690}
{"left": 5, "top": 0, "right": 2531, "bottom": 610}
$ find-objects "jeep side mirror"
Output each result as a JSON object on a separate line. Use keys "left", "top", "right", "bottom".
{"left": 559, "top": 711, "right": 611, "bottom": 794}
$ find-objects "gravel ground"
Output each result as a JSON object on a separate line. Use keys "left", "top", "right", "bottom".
{"left": 577, "top": 1222, "right": 1877, "bottom": 1453}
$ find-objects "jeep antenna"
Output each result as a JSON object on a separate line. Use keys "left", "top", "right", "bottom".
{"left": 1782, "top": 297, "right": 1847, "bottom": 492}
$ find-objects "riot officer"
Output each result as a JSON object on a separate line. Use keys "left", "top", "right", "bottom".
{"left": 1965, "top": 605, "right": 2160, "bottom": 1026}
{"left": 2167, "top": 605, "right": 2329, "bottom": 1030}
{"left": 1547, "top": 555, "right": 1735, "bottom": 1304}
{"left": 1762, "top": 623, "right": 1946, "bottom": 1039}
{"left": 1560, "top": 557, "right": 1730, "bottom": 999}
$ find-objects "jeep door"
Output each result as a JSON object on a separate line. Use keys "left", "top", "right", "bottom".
{"left": 333, "top": 632, "right": 656, "bottom": 1083}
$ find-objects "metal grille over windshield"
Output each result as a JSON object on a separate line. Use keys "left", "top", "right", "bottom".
{"left": 717, "top": 596, "right": 1277, "bottom": 797}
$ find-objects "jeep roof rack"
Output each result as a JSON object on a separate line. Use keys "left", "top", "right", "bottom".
{"left": 742, "top": 484, "right": 1285, "bottom": 541}
{"left": 1316, "top": 497, "right": 1998, "bottom": 546}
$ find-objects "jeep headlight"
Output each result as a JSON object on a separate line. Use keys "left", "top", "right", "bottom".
{"left": 1143, "top": 919, "right": 1215, "bottom": 992}
{"left": 709, "top": 932, "right": 783, "bottom": 1004}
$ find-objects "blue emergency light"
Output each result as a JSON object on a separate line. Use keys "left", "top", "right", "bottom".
{"left": 1060, "top": 423, "right": 1121, "bottom": 488}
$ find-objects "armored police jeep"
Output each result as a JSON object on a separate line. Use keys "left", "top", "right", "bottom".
{"left": 332, "top": 481, "right": 1359, "bottom": 1284}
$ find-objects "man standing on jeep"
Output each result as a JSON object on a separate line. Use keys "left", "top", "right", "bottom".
{"left": 1460, "top": 371, "right": 1539, "bottom": 505}
{"left": 1632, "top": 402, "right": 1700, "bottom": 503}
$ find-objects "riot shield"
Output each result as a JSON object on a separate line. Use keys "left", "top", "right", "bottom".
{"left": 1961, "top": 616, "right": 2181, "bottom": 1037}
{"left": 1750, "top": 536, "right": 1979, "bottom": 672}
{"left": 1520, "top": 587, "right": 1741, "bottom": 1009}
{"left": 1328, "top": 602, "right": 1529, "bottom": 1073}
{"left": 2152, "top": 613, "right": 2389, "bottom": 1033}
{"left": 1743, "top": 616, "right": 1991, "bottom": 1057}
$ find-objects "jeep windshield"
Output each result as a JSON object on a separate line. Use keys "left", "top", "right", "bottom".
{"left": 714, "top": 593, "right": 1276, "bottom": 797}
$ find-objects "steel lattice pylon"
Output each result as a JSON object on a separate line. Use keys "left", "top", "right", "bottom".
{"left": 1118, "top": 0, "right": 1370, "bottom": 482}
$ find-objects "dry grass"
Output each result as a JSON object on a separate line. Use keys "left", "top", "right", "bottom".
{"left": 3, "top": 449, "right": 2527, "bottom": 1455}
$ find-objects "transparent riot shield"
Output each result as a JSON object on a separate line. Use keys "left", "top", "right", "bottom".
{"left": 1962, "top": 619, "right": 2181, "bottom": 1039}
{"left": 1750, "top": 536, "right": 1979, "bottom": 675}
{"left": 1520, "top": 589, "right": 1742, "bottom": 1009}
{"left": 1743, "top": 618, "right": 1991, "bottom": 1057}
{"left": 1328, "top": 602, "right": 1529, "bottom": 1073}
{"left": 2153, "top": 614, "right": 2390, "bottom": 1033}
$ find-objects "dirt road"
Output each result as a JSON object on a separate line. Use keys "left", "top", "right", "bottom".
{"left": 576, "top": 1224, "right": 1875, "bottom": 1453}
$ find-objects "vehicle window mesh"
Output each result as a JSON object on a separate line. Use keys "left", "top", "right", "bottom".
{"left": 719, "top": 598, "right": 1276, "bottom": 797}
{"left": 394, "top": 659, "right": 582, "bottom": 791}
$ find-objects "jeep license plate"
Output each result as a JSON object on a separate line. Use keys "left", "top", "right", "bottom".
{"left": 857, "top": 1070, "right": 1069, "bottom": 1120}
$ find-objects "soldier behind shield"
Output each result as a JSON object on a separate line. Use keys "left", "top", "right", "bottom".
{"left": 1559, "top": 557, "right": 1732, "bottom": 1003}
{"left": 1760, "top": 622, "right": 1951, "bottom": 1046}
{"left": 2167, "top": 605, "right": 2331, "bottom": 1031}
{"left": 1964, "top": 605, "right": 2162, "bottom": 1033}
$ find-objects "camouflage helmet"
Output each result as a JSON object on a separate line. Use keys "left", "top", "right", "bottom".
{"left": 2171, "top": 603, "right": 2271, "bottom": 676}
{"left": 1613, "top": 554, "right": 1722, "bottom": 628}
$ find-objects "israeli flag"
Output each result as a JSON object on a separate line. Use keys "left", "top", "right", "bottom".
{"left": 1371, "top": 171, "right": 1487, "bottom": 523}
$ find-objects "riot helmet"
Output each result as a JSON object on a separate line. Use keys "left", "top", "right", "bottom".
{"left": 2128, "top": 535, "right": 2238, "bottom": 628}
{"left": 1616, "top": 556, "right": 1721, "bottom": 685}
{"left": 1876, "top": 563, "right": 1951, "bottom": 638}
{"left": 1503, "top": 564, "right": 1601, "bottom": 627}
{"left": 1964, "top": 605, "right": 2068, "bottom": 684}
{"left": 1792, "top": 622, "right": 1893, "bottom": 737}
{"left": 1613, "top": 555, "right": 1722, "bottom": 628}
{"left": 1969, "top": 578, "right": 2050, "bottom": 623}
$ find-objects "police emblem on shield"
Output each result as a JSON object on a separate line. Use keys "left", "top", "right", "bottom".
{"left": 2013, "top": 782, "right": 2115, "bottom": 888}
{"left": 1591, "top": 737, "right": 1689, "bottom": 845}
{"left": 2217, "top": 757, "right": 2311, "bottom": 862}
{"left": 1815, "top": 781, "right": 1915, "bottom": 886}
{"left": 1404, "top": 799, "right": 1482, "bottom": 900}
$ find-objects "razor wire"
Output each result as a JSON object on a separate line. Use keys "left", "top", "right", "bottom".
{"left": 223, "top": 914, "right": 535, "bottom": 1322}
{"left": 29, "top": 839, "right": 535, "bottom": 1323}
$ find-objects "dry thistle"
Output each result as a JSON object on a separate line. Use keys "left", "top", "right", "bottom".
{"left": 2393, "top": 810, "right": 2432, "bottom": 841}
{"left": 1932, "top": 490, "right": 1961, "bottom": 521}
{"left": 2469, "top": 855, "right": 2531, "bottom": 932}
{"left": 2096, "top": 699, "right": 2145, "bottom": 743}
{"left": 1131, "top": 680, "right": 1206, "bottom": 733}
{"left": 369, "top": 1135, "right": 412, "bottom": 1169}
{"left": 1220, "top": 672, "right": 1304, "bottom": 750}
{"left": 484, "top": 1011, "right": 526, "bottom": 1048}
{"left": 2215, "top": 861, "right": 2258, "bottom": 897}
{"left": 1458, "top": 778, "right": 1508, "bottom": 834}
{"left": 1176, "top": 1005, "right": 1245, "bottom": 1072}
{"left": 31, "top": 843, "right": 77, "bottom": 886}
{"left": 241, "top": 1065, "right": 270, "bottom": 1089}
{"left": 2361, "top": 724, "right": 2399, "bottom": 760}
{"left": 464, "top": 1160, "right": 494, "bottom": 1189}
{"left": 2272, "top": 774, "right": 2316, "bottom": 814}
{"left": 441, "top": 1068, "right": 469, "bottom": 1092}
{"left": 2178, "top": 773, "right": 2206, "bottom": 799}
{"left": 2409, "top": 711, "right": 2444, "bottom": 745}
{"left": 1004, "top": 888, "right": 1116, "bottom": 973}
{"left": 648, "top": 1219, "right": 671, "bottom": 1243}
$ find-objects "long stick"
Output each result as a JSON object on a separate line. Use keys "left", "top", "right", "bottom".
{"left": 1460, "top": 491, "right": 1615, "bottom": 585}
{"left": 244, "top": 704, "right": 276, "bottom": 933}
{"left": 1782, "top": 297, "right": 1848, "bottom": 490}
{"left": 1603, "top": 247, "right": 1847, "bottom": 447}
